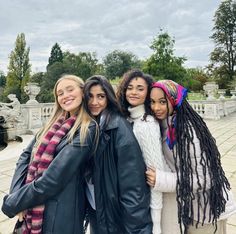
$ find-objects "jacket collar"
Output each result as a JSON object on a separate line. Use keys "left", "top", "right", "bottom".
{"left": 99, "top": 112, "right": 120, "bottom": 131}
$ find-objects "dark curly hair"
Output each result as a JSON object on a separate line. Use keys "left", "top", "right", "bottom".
{"left": 116, "top": 69, "right": 154, "bottom": 118}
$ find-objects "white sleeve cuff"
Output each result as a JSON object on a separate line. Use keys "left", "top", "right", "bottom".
{"left": 153, "top": 170, "right": 177, "bottom": 193}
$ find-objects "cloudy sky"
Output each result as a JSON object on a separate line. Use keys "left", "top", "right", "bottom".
{"left": 0, "top": 0, "right": 222, "bottom": 74}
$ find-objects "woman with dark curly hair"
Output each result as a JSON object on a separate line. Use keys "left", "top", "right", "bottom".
{"left": 116, "top": 69, "right": 166, "bottom": 234}
{"left": 149, "top": 79, "right": 236, "bottom": 234}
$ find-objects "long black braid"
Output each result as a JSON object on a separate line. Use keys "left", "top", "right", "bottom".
{"left": 168, "top": 99, "right": 231, "bottom": 233}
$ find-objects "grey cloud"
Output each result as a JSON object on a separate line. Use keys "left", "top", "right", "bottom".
{"left": 0, "top": 0, "right": 222, "bottom": 73}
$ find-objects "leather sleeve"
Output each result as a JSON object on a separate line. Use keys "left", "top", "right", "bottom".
{"left": 9, "top": 138, "right": 36, "bottom": 194}
{"left": 2, "top": 125, "right": 96, "bottom": 218}
{"left": 116, "top": 118, "right": 153, "bottom": 234}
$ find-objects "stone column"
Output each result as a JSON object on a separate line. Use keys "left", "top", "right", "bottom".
{"left": 23, "top": 83, "right": 42, "bottom": 130}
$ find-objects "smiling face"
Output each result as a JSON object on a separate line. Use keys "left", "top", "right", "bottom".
{"left": 150, "top": 87, "right": 174, "bottom": 120}
{"left": 56, "top": 79, "right": 83, "bottom": 116}
{"left": 125, "top": 77, "right": 148, "bottom": 107}
{"left": 88, "top": 84, "right": 108, "bottom": 117}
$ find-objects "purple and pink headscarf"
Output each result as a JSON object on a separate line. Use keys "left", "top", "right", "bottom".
{"left": 152, "top": 80, "right": 188, "bottom": 149}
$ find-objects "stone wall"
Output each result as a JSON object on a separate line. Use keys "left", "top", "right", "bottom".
{"left": 1, "top": 82, "right": 236, "bottom": 140}
{"left": 189, "top": 98, "right": 236, "bottom": 120}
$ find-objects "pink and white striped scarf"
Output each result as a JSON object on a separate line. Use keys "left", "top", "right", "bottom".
{"left": 22, "top": 115, "right": 76, "bottom": 234}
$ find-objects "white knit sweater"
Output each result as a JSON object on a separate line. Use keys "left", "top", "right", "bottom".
{"left": 128, "top": 104, "right": 164, "bottom": 209}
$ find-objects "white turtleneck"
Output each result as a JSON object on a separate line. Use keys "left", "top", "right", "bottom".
{"left": 128, "top": 104, "right": 164, "bottom": 210}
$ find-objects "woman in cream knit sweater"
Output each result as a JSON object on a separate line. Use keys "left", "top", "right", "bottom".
{"left": 117, "top": 69, "right": 167, "bottom": 234}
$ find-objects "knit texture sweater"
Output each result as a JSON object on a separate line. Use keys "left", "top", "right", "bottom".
{"left": 128, "top": 104, "right": 164, "bottom": 209}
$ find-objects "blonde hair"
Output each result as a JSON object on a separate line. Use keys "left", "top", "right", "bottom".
{"left": 36, "top": 74, "right": 96, "bottom": 146}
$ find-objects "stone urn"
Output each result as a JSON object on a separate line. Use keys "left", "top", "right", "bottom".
{"left": 24, "top": 82, "right": 40, "bottom": 104}
{"left": 218, "top": 89, "right": 226, "bottom": 100}
{"left": 203, "top": 81, "right": 218, "bottom": 100}
{"left": 230, "top": 90, "right": 236, "bottom": 99}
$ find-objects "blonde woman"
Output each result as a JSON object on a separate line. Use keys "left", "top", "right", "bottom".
{"left": 2, "top": 75, "right": 98, "bottom": 234}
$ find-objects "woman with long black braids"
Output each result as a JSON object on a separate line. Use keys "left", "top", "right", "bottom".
{"left": 148, "top": 80, "right": 236, "bottom": 234}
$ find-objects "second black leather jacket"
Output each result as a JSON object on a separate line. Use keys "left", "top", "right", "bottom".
{"left": 91, "top": 113, "right": 153, "bottom": 234}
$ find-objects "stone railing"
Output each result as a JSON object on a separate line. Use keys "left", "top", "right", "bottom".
{"left": 37, "top": 99, "right": 236, "bottom": 122}
{"left": 1, "top": 80, "right": 236, "bottom": 141}
{"left": 41, "top": 103, "right": 54, "bottom": 124}
{"left": 189, "top": 98, "right": 236, "bottom": 120}
{"left": 20, "top": 102, "right": 54, "bottom": 131}
{"left": 7, "top": 98, "right": 236, "bottom": 133}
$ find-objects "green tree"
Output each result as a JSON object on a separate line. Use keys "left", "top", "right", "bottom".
{"left": 48, "top": 43, "right": 63, "bottom": 67}
{"left": 39, "top": 62, "right": 65, "bottom": 102}
{"left": 30, "top": 72, "right": 45, "bottom": 86}
{"left": 143, "top": 30, "right": 186, "bottom": 84}
{"left": 38, "top": 51, "right": 99, "bottom": 102}
{"left": 63, "top": 51, "right": 99, "bottom": 79}
{"left": 4, "top": 33, "right": 31, "bottom": 103}
{"left": 0, "top": 71, "right": 6, "bottom": 101}
{"left": 95, "top": 63, "right": 105, "bottom": 76}
{"left": 210, "top": 0, "right": 236, "bottom": 88}
{"left": 0, "top": 71, "right": 6, "bottom": 87}
{"left": 185, "top": 68, "right": 209, "bottom": 91}
{"left": 103, "top": 50, "right": 141, "bottom": 79}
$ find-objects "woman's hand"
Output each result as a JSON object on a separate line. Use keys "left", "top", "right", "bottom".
{"left": 17, "top": 211, "right": 26, "bottom": 221}
{"left": 146, "top": 167, "right": 156, "bottom": 188}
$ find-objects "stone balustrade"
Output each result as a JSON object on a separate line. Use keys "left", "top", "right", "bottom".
{"left": 40, "top": 103, "right": 54, "bottom": 124}
{"left": 1, "top": 81, "right": 236, "bottom": 141}
{"left": 189, "top": 98, "right": 236, "bottom": 120}
{"left": 6, "top": 99, "right": 236, "bottom": 133}
{"left": 19, "top": 103, "right": 54, "bottom": 132}
{"left": 1, "top": 98, "right": 236, "bottom": 141}
{"left": 38, "top": 98, "right": 236, "bottom": 123}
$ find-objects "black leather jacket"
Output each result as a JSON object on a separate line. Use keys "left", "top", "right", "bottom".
{"left": 2, "top": 123, "right": 96, "bottom": 234}
{"left": 92, "top": 113, "right": 153, "bottom": 234}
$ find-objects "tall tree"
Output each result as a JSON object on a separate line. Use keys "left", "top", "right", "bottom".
{"left": 38, "top": 51, "right": 99, "bottom": 102}
{"left": 39, "top": 62, "right": 66, "bottom": 102}
{"left": 48, "top": 43, "right": 63, "bottom": 67}
{"left": 210, "top": 0, "right": 236, "bottom": 87}
{"left": 143, "top": 30, "right": 186, "bottom": 84}
{"left": 30, "top": 72, "right": 45, "bottom": 86}
{"left": 0, "top": 71, "right": 6, "bottom": 101}
{"left": 0, "top": 71, "right": 6, "bottom": 87}
{"left": 4, "top": 33, "right": 31, "bottom": 102}
{"left": 185, "top": 67, "right": 209, "bottom": 92}
{"left": 63, "top": 52, "right": 98, "bottom": 79}
{"left": 103, "top": 50, "right": 141, "bottom": 80}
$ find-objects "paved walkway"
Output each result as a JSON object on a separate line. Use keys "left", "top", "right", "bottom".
{"left": 0, "top": 113, "right": 236, "bottom": 234}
